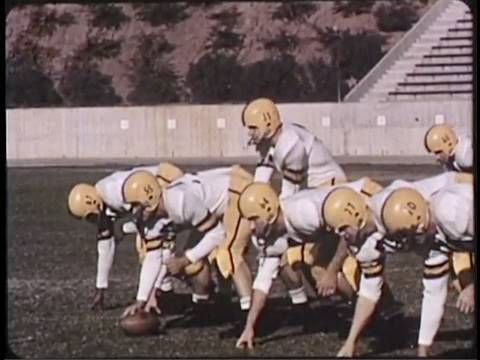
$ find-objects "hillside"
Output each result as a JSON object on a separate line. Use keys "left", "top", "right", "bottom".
{"left": 6, "top": 1, "right": 433, "bottom": 107}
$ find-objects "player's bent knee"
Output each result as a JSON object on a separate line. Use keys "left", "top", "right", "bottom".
{"left": 215, "top": 247, "right": 248, "bottom": 278}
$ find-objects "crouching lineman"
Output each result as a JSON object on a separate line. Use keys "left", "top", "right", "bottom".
{"left": 120, "top": 165, "right": 255, "bottom": 335}
{"left": 424, "top": 123, "right": 473, "bottom": 294}
{"left": 67, "top": 163, "right": 180, "bottom": 310}
{"left": 234, "top": 177, "right": 398, "bottom": 349}
{"left": 424, "top": 124, "right": 472, "bottom": 173}
{"left": 369, "top": 172, "right": 474, "bottom": 357}
{"left": 321, "top": 187, "right": 408, "bottom": 357}
{"left": 242, "top": 97, "right": 347, "bottom": 296}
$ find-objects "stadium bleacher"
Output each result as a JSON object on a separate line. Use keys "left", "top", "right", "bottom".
{"left": 344, "top": 0, "right": 473, "bottom": 103}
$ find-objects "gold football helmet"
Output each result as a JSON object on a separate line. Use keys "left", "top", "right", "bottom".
{"left": 424, "top": 124, "right": 458, "bottom": 156}
{"left": 242, "top": 98, "right": 282, "bottom": 141}
{"left": 322, "top": 187, "right": 369, "bottom": 232}
{"left": 381, "top": 187, "right": 430, "bottom": 234}
{"left": 68, "top": 183, "right": 104, "bottom": 219}
{"left": 238, "top": 182, "right": 280, "bottom": 224}
{"left": 156, "top": 162, "right": 184, "bottom": 187}
{"left": 122, "top": 170, "right": 162, "bottom": 212}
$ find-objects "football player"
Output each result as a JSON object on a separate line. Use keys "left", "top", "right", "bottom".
{"left": 424, "top": 123, "right": 473, "bottom": 294}
{"left": 242, "top": 97, "right": 348, "bottom": 297}
{"left": 235, "top": 177, "right": 397, "bottom": 349}
{"left": 67, "top": 163, "right": 181, "bottom": 310}
{"left": 120, "top": 165, "right": 255, "bottom": 335}
{"left": 424, "top": 124, "right": 472, "bottom": 173}
{"left": 369, "top": 172, "right": 474, "bottom": 357}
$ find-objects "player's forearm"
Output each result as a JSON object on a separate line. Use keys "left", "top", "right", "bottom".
{"left": 327, "top": 238, "right": 348, "bottom": 274}
{"left": 344, "top": 295, "right": 377, "bottom": 346}
{"left": 245, "top": 289, "right": 268, "bottom": 331}
{"left": 96, "top": 237, "right": 115, "bottom": 289}
{"left": 154, "top": 249, "right": 173, "bottom": 291}
{"left": 279, "top": 179, "right": 299, "bottom": 199}
{"left": 185, "top": 222, "right": 224, "bottom": 263}
{"left": 137, "top": 249, "right": 163, "bottom": 302}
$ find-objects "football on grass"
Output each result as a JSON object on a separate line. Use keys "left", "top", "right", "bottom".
{"left": 119, "top": 310, "right": 161, "bottom": 336}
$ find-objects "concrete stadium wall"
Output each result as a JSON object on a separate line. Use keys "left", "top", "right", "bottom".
{"left": 6, "top": 100, "right": 473, "bottom": 165}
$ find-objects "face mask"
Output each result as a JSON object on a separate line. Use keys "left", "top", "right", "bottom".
{"left": 85, "top": 213, "right": 99, "bottom": 225}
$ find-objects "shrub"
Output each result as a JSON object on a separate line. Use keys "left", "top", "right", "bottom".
{"left": 127, "top": 33, "right": 180, "bottom": 104}
{"left": 59, "top": 64, "right": 122, "bottom": 106}
{"left": 333, "top": 1, "right": 375, "bottom": 17}
{"left": 186, "top": 53, "right": 244, "bottom": 103}
{"left": 272, "top": 2, "right": 317, "bottom": 22}
{"left": 238, "top": 54, "right": 305, "bottom": 102}
{"left": 209, "top": 28, "right": 244, "bottom": 53}
{"left": 127, "top": 65, "right": 180, "bottom": 105}
{"left": 6, "top": 56, "right": 63, "bottom": 108}
{"left": 207, "top": 8, "right": 241, "bottom": 29}
{"left": 264, "top": 31, "right": 299, "bottom": 53}
{"left": 135, "top": 3, "right": 189, "bottom": 27}
{"left": 306, "top": 59, "right": 348, "bottom": 102}
{"left": 336, "top": 30, "right": 386, "bottom": 80}
{"left": 375, "top": 4, "right": 419, "bottom": 32}
{"left": 29, "top": 7, "right": 76, "bottom": 37}
{"left": 318, "top": 28, "right": 385, "bottom": 82}
{"left": 89, "top": 4, "right": 130, "bottom": 31}
{"left": 81, "top": 38, "right": 123, "bottom": 61}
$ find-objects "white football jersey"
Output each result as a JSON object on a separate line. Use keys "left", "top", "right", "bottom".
{"left": 447, "top": 135, "right": 473, "bottom": 172}
{"left": 255, "top": 122, "right": 346, "bottom": 188}
{"left": 280, "top": 177, "right": 375, "bottom": 243}
{"left": 95, "top": 165, "right": 158, "bottom": 213}
{"left": 162, "top": 167, "right": 232, "bottom": 226}
{"left": 369, "top": 172, "right": 459, "bottom": 233}
{"left": 351, "top": 232, "right": 384, "bottom": 263}
{"left": 252, "top": 234, "right": 289, "bottom": 257}
{"left": 430, "top": 183, "right": 473, "bottom": 247}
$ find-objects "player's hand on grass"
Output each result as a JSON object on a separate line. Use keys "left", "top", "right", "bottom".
{"left": 121, "top": 300, "right": 146, "bottom": 318}
{"left": 337, "top": 341, "right": 355, "bottom": 357}
{"left": 145, "top": 290, "right": 162, "bottom": 315}
{"left": 456, "top": 283, "right": 474, "bottom": 314}
{"left": 236, "top": 326, "right": 255, "bottom": 350}
{"left": 90, "top": 288, "right": 105, "bottom": 311}
{"left": 417, "top": 344, "right": 430, "bottom": 357}
{"left": 316, "top": 270, "right": 337, "bottom": 297}
{"left": 166, "top": 255, "right": 190, "bottom": 275}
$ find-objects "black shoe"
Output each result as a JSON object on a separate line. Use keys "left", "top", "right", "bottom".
{"left": 283, "top": 302, "right": 309, "bottom": 327}
{"left": 157, "top": 290, "right": 189, "bottom": 315}
{"left": 218, "top": 309, "right": 248, "bottom": 339}
{"left": 297, "top": 303, "right": 317, "bottom": 333}
{"left": 218, "top": 321, "right": 244, "bottom": 339}
{"left": 173, "top": 300, "right": 213, "bottom": 328}
{"left": 378, "top": 300, "right": 404, "bottom": 322}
